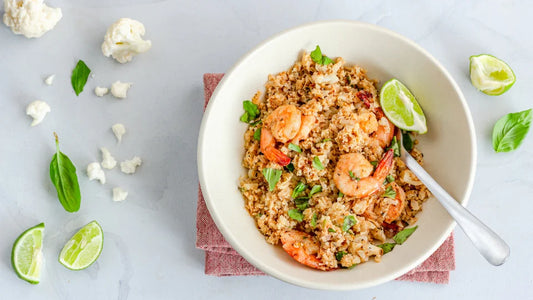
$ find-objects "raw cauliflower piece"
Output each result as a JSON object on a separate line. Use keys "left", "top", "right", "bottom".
{"left": 101, "top": 18, "right": 152, "bottom": 63}
{"left": 120, "top": 156, "right": 142, "bottom": 174}
{"left": 111, "top": 81, "right": 132, "bottom": 99}
{"left": 100, "top": 147, "right": 117, "bottom": 170}
{"left": 112, "top": 187, "right": 128, "bottom": 202}
{"left": 87, "top": 162, "right": 105, "bottom": 184}
{"left": 26, "top": 100, "right": 50, "bottom": 126}
{"left": 3, "top": 0, "right": 62, "bottom": 38}
{"left": 94, "top": 86, "right": 109, "bottom": 97}
{"left": 111, "top": 123, "right": 126, "bottom": 142}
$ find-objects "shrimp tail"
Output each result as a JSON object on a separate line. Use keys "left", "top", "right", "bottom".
{"left": 373, "top": 148, "right": 394, "bottom": 182}
{"left": 260, "top": 127, "right": 291, "bottom": 166}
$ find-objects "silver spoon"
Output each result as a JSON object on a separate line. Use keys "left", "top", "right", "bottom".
{"left": 395, "top": 131, "right": 510, "bottom": 266}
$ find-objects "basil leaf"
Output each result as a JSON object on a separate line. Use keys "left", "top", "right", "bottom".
{"left": 377, "top": 242, "right": 396, "bottom": 254}
{"left": 492, "top": 109, "right": 532, "bottom": 152}
{"left": 71, "top": 60, "right": 91, "bottom": 96}
{"left": 402, "top": 130, "right": 414, "bottom": 151}
{"left": 386, "top": 174, "right": 395, "bottom": 183}
{"left": 342, "top": 215, "right": 357, "bottom": 232}
{"left": 393, "top": 225, "right": 418, "bottom": 245}
{"left": 49, "top": 133, "right": 81, "bottom": 212}
{"left": 387, "top": 136, "right": 400, "bottom": 157}
{"left": 284, "top": 163, "right": 295, "bottom": 172}
{"left": 310, "top": 213, "right": 317, "bottom": 227}
{"left": 240, "top": 100, "right": 260, "bottom": 123}
{"left": 262, "top": 168, "right": 282, "bottom": 191}
{"left": 312, "top": 156, "right": 324, "bottom": 170}
{"left": 288, "top": 143, "right": 302, "bottom": 153}
{"left": 309, "top": 185, "right": 322, "bottom": 197}
{"left": 370, "top": 161, "right": 378, "bottom": 167}
{"left": 338, "top": 191, "right": 344, "bottom": 198}
{"left": 328, "top": 228, "right": 335, "bottom": 233}
{"left": 291, "top": 182, "right": 307, "bottom": 199}
{"left": 383, "top": 185, "right": 396, "bottom": 198}
{"left": 288, "top": 209, "right": 303, "bottom": 222}
{"left": 253, "top": 127, "right": 262, "bottom": 141}
{"left": 335, "top": 251, "right": 346, "bottom": 261}
{"left": 310, "top": 45, "right": 333, "bottom": 66}
{"left": 294, "top": 197, "right": 309, "bottom": 210}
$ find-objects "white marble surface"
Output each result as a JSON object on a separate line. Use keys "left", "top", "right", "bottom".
{"left": 0, "top": 0, "right": 532, "bottom": 299}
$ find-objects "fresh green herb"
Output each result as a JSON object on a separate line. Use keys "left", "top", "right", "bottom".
{"left": 328, "top": 228, "right": 336, "bottom": 233}
{"left": 387, "top": 136, "right": 400, "bottom": 157}
{"left": 288, "top": 209, "right": 303, "bottom": 222}
{"left": 294, "top": 198, "right": 309, "bottom": 210}
{"left": 310, "top": 213, "right": 317, "bottom": 227}
{"left": 253, "top": 127, "right": 262, "bottom": 141}
{"left": 492, "top": 109, "right": 532, "bottom": 152}
{"left": 393, "top": 226, "right": 418, "bottom": 245}
{"left": 250, "top": 119, "right": 262, "bottom": 126}
{"left": 255, "top": 213, "right": 263, "bottom": 218}
{"left": 383, "top": 185, "right": 397, "bottom": 198}
{"left": 309, "top": 185, "right": 322, "bottom": 197}
{"left": 370, "top": 161, "right": 378, "bottom": 167}
{"left": 322, "top": 138, "right": 331, "bottom": 143}
{"left": 284, "top": 163, "right": 295, "bottom": 172}
{"left": 338, "top": 191, "right": 344, "bottom": 198}
{"left": 262, "top": 168, "right": 282, "bottom": 191}
{"left": 239, "top": 100, "right": 260, "bottom": 123}
{"left": 348, "top": 264, "right": 357, "bottom": 269}
{"left": 342, "top": 215, "right": 357, "bottom": 232}
{"left": 335, "top": 251, "right": 347, "bottom": 261}
{"left": 377, "top": 243, "right": 396, "bottom": 254}
{"left": 348, "top": 170, "right": 357, "bottom": 180}
{"left": 310, "top": 45, "right": 333, "bottom": 65}
{"left": 288, "top": 143, "right": 302, "bottom": 153}
{"left": 71, "top": 60, "right": 91, "bottom": 96}
{"left": 402, "top": 131, "right": 414, "bottom": 151}
{"left": 50, "top": 133, "right": 81, "bottom": 213}
{"left": 291, "top": 182, "right": 307, "bottom": 199}
{"left": 312, "top": 156, "right": 324, "bottom": 170}
{"left": 386, "top": 174, "right": 395, "bottom": 183}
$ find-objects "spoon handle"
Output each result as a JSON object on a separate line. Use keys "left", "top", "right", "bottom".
{"left": 402, "top": 152, "right": 510, "bottom": 266}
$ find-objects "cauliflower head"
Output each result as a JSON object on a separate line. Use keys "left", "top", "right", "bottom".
{"left": 101, "top": 18, "right": 152, "bottom": 64}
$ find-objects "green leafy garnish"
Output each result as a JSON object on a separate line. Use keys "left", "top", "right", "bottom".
{"left": 338, "top": 191, "right": 344, "bottom": 198}
{"left": 386, "top": 174, "right": 395, "bottom": 183}
{"left": 284, "top": 163, "right": 295, "bottom": 172}
{"left": 288, "top": 143, "right": 302, "bottom": 153}
{"left": 312, "top": 156, "right": 324, "bottom": 170}
{"left": 492, "top": 109, "right": 532, "bottom": 152}
{"left": 310, "top": 213, "right": 317, "bottom": 227}
{"left": 288, "top": 209, "right": 303, "bottom": 222}
{"left": 383, "top": 185, "right": 397, "bottom": 198}
{"left": 348, "top": 170, "right": 357, "bottom": 180}
{"left": 335, "top": 251, "right": 347, "bottom": 261}
{"left": 328, "top": 228, "right": 336, "bottom": 233}
{"left": 377, "top": 243, "right": 396, "bottom": 254}
{"left": 348, "top": 264, "right": 357, "bottom": 269}
{"left": 310, "top": 45, "right": 333, "bottom": 65}
{"left": 240, "top": 100, "right": 260, "bottom": 123}
{"left": 291, "top": 182, "right": 307, "bottom": 199}
{"left": 387, "top": 136, "right": 400, "bottom": 157}
{"left": 342, "top": 215, "right": 357, "bottom": 232}
{"left": 322, "top": 138, "right": 331, "bottom": 143}
{"left": 294, "top": 198, "right": 309, "bottom": 210}
{"left": 393, "top": 226, "right": 418, "bottom": 245}
{"left": 370, "top": 161, "right": 378, "bottom": 167}
{"left": 402, "top": 131, "right": 414, "bottom": 151}
{"left": 309, "top": 185, "right": 322, "bottom": 197}
{"left": 253, "top": 127, "right": 262, "bottom": 141}
{"left": 71, "top": 60, "right": 91, "bottom": 96}
{"left": 262, "top": 168, "right": 282, "bottom": 191}
{"left": 50, "top": 133, "right": 81, "bottom": 212}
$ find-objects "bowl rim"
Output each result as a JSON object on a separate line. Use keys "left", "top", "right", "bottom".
{"left": 197, "top": 20, "right": 477, "bottom": 290}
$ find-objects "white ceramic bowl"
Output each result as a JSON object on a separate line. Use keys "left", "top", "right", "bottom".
{"left": 198, "top": 21, "right": 476, "bottom": 290}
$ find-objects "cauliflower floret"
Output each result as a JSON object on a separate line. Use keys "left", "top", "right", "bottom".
{"left": 111, "top": 81, "right": 132, "bottom": 99}
{"left": 112, "top": 187, "right": 128, "bottom": 202}
{"left": 87, "top": 162, "right": 105, "bottom": 184}
{"left": 101, "top": 18, "right": 152, "bottom": 63}
{"left": 3, "top": 0, "right": 62, "bottom": 38}
{"left": 111, "top": 123, "right": 126, "bottom": 142}
{"left": 120, "top": 156, "right": 142, "bottom": 174}
{"left": 26, "top": 100, "right": 50, "bottom": 126}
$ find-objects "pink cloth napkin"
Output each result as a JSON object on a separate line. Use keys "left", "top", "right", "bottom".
{"left": 196, "top": 73, "right": 455, "bottom": 284}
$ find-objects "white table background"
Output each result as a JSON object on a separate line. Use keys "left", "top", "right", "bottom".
{"left": 1, "top": 0, "right": 531, "bottom": 299}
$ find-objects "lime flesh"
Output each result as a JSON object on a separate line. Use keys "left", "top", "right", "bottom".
{"left": 470, "top": 54, "right": 515, "bottom": 95}
{"left": 11, "top": 223, "right": 45, "bottom": 284}
{"left": 380, "top": 79, "right": 427, "bottom": 134}
{"left": 59, "top": 221, "right": 103, "bottom": 270}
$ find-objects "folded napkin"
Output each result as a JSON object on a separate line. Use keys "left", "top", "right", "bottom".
{"left": 196, "top": 73, "right": 455, "bottom": 284}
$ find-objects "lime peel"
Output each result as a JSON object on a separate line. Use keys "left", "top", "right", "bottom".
{"left": 11, "top": 223, "right": 45, "bottom": 284}
{"left": 469, "top": 54, "right": 515, "bottom": 96}
{"left": 59, "top": 220, "right": 103, "bottom": 270}
{"left": 380, "top": 79, "right": 427, "bottom": 134}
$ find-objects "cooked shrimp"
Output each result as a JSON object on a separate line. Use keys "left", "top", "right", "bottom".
{"left": 280, "top": 230, "right": 330, "bottom": 271}
{"left": 290, "top": 115, "right": 316, "bottom": 144}
{"left": 383, "top": 182, "right": 406, "bottom": 223}
{"left": 373, "top": 108, "right": 395, "bottom": 148}
{"left": 260, "top": 127, "right": 291, "bottom": 166}
{"left": 334, "top": 149, "right": 394, "bottom": 198}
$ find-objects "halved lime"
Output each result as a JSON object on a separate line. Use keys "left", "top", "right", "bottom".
{"left": 11, "top": 223, "right": 45, "bottom": 284}
{"left": 470, "top": 54, "right": 515, "bottom": 95}
{"left": 380, "top": 79, "right": 427, "bottom": 134}
{"left": 59, "top": 221, "right": 103, "bottom": 270}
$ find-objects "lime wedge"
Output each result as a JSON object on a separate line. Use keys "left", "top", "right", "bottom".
{"left": 59, "top": 221, "right": 103, "bottom": 270}
{"left": 380, "top": 79, "right": 427, "bottom": 134}
{"left": 11, "top": 223, "right": 45, "bottom": 284}
{"left": 470, "top": 54, "right": 515, "bottom": 95}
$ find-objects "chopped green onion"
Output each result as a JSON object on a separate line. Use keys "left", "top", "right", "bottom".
{"left": 342, "top": 215, "right": 357, "bottom": 232}
{"left": 262, "top": 168, "right": 282, "bottom": 191}
{"left": 383, "top": 185, "right": 396, "bottom": 198}
{"left": 386, "top": 174, "right": 395, "bottom": 183}
{"left": 310, "top": 213, "right": 317, "bottom": 227}
{"left": 312, "top": 156, "right": 324, "bottom": 170}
